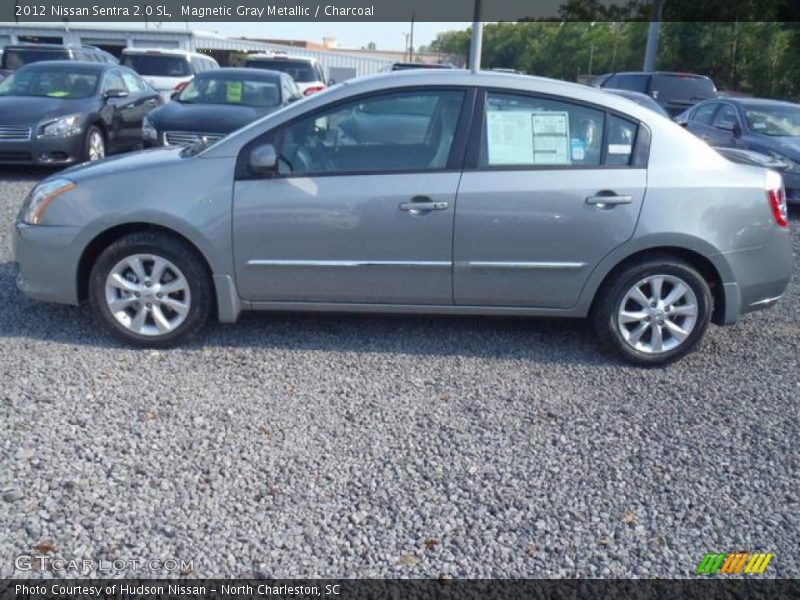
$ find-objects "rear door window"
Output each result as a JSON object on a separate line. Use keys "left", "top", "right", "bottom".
{"left": 480, "top": 92, "right": 605, "bottom": 167}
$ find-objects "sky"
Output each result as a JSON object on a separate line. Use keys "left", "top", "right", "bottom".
{"left": 33, "top": 22, "right": 471, "bottom": 51}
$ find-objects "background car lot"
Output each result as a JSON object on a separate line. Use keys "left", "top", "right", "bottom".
{"left": 0, "top": 168, "right": 798, "bottom": 578}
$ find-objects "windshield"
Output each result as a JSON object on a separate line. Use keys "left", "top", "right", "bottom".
{"left": 651, "top": 75, "right": 716, "bottom": 103}
{"left": 0, "top": 68, "right": 99, "bottom": 99}
{"left": 247, "top": 59, "right": 318, "bottom": 83}
{"left": 178, "top": 76, "right": 280, "bottom": 107}
{"left": 744, "top": 105, "right": 800, "bottom": 137}
{"left": 1, "top": 48, "right": 69, "bottom": 70}
{"left": 122, "top": 54, "right": 190, "bottom": 77}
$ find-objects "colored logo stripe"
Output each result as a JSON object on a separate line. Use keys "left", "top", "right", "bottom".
{"left": 696, "top": 552, "right": 774, "bottom": 575}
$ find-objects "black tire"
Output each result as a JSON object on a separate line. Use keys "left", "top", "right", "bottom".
{"left": 83, "top": 125, "right": 105, "bottom": 162}
{"left": 592, "top": 256, "right": 713, "bottom": 366}
{"left": 88, "top": 232, "right": 213, "bottom": 347}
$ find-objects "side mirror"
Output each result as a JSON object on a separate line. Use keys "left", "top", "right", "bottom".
{"left": 249, "top": 143, "right": 277, "bottom": 175}
{"left": 732, "top": 122, "right": 742, "bottom": 137}
{"left": 104, "top": 89, "right": 128, "bottom": 100}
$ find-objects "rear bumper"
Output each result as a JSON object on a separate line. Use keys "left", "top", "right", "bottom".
{"left": 716, "top": 228, "right": 792, "bottom": 324}
{"left": 11, "top": 220, "right": 81, "bottom": 305}
{"left": 0, "top": 135, "right": 84, "bottom": 165}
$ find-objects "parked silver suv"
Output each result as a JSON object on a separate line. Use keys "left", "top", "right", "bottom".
{"left": 11, "top": 71, "right": 792, "bottom": 365}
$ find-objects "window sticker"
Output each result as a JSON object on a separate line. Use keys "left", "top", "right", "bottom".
{"left": 531, "top": 111, "right": 570, "bottom": 165}
{"left": 608, "top": 143, "right": 633, "bottom": 155}
{"left": 486, "top": 110, "right": 534, "bottom": 165}
{"left": 570, "top": 138, "right": 586, "bottom": 161}
{"left": 486, "top": 110, "right": 571, "bottom": 165}
{"left": 226, "top": 81, "right": 243, "bottom": 103}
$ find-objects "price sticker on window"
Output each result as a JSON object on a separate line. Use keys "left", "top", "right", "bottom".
{"left": 226, "top": 81, "right": 243, "bottom": 103}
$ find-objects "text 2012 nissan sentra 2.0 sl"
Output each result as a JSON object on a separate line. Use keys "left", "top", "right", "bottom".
{"left": 11, "top": 70, "right": 792, "bottom": 365}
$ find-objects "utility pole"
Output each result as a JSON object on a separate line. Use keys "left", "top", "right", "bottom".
{"left": 409, "top": 12, "right": 415, "bottom": 62}
{"left": 469, "top": 0, "right": 483, "bottom": 72}
{"left": 643, "top": 0, "right": 665, "bottom": 72}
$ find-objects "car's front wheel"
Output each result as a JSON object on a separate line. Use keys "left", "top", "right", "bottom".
{"left": 89, "top": 232, "right": 213, "bottom": 346}
{"left": 84, "top": 126, "right": 106, "bottom": 162}
{"left": 593, "top": 257, "right": 713, "bottom": 366}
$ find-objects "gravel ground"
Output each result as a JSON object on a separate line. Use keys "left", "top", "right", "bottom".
{"left": 0, "top": 166, "right": 798, "bottom": 579}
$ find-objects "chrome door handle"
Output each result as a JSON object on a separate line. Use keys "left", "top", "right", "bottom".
{"left": 586, "top": 195, "right": 633, "bottom": 207}
{"left": 399, "top": 201, "right": 449, "bottom": 212}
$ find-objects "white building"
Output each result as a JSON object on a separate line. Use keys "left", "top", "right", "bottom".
{"left": 0, "top": 23, "right": 393, "bottom": 81}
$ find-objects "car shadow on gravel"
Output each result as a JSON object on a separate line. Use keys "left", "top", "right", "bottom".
{"left": 0, "top": 166, "right": 55, "bottom": 183}
{"left": 0, "top": 261, "right": 612, "bottom": 366}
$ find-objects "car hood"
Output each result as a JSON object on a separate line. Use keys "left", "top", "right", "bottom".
{"left": 0, "top": 95, "right": 92, "bottom": 125}
{"left": 58, "top": 145, "right": 187, "bottom": 181}
{"left": 149, "top": 101, "right": 277, "bottom": 133}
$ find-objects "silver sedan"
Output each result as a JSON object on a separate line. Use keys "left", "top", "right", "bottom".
{"left": 11, "top": 70, "right": 792, "bottom": 365}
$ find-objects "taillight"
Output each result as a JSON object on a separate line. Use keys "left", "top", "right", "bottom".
{"left": 173, "top": 80, "right": 189, "bottom": 92}
{"left": 766, "top": 170, "right": 788, "bottom": 228}
{"left": 303, "top": 85, "right": 325, "bottom": 96}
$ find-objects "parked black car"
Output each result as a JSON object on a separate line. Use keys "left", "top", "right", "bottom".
{"left": 678, "top": 97, "right": 800, "bottom": 202}
{"left": 0, "top": 43, "right": 117, "bottom": 80}
{"left": 0, "top": 61, "right": 161, "bottom": 165}
{"left": 598, "top": 71, "right": 717, "bottom": 117}
{"left": 142, "top": 68, "right": 301, "bottom": 147}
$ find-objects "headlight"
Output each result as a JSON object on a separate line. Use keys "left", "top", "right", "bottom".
{"left": 38, "top": 114, "right": 82, "bottom": 138}
{"left": 142, "top": 116, "right": 158, "bottom": 141}
{"left": 19, "top": 178, "right": 77, "bottom": 225}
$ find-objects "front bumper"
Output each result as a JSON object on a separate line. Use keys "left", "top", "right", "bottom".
{"left": 12, "top": 220, "right": 82, "bottom": 305}
{"left": 0, "top": 134, "right": 84, "bottom": 165}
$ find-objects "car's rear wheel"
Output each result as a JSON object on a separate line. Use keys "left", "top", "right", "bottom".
{"left": 593, "top": 257, "right": 712, "bottom": 366}
{"left": 89, "top": 232, "right": 212, "bottom": 346}
{"left": 84, "top": 126, "right": 105, "bottom": 162}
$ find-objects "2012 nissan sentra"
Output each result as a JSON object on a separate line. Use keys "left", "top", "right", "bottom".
{"left": 11, "top": 70, "right": 792, "bottom": 365}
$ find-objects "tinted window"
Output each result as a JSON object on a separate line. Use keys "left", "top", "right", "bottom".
{"left": 712, "top": 104, "right": 740, "bottom": 130}
{"left": 613, "top": 74, "right": 650, "bottom": 93}
{"left": 1, "top": 48, "right": 69, "bottom": 70}
{"left": 691, "top": 103, "right": 718, "bottom": 125}
{"left": 0, "top": 67, "right": 99, "bottom": 99}
{"left": 121, "top": 54, "right": 191, "bottom": 77}
{"left": 277, "top": 90, "right": 464, "bottom": 175}
{"left": 480, "top": 92, "right": 605, "bottom": 167}
{"left": 247, "top": 59, "right": 319, "bottom": 83}
{"left": 651, "top": 75, "right": 716, "bottom": 102}
{"left": 178, "top": 76, "right": 281, "bottom": 107}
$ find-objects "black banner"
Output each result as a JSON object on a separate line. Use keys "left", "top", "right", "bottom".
{"left": 3, "top": 0, "right": 800, "bottom": 23}
{"left": 3, "top": 580, "right": 800, "bottom": 600}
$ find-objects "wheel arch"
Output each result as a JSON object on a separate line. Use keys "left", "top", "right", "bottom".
{"left": 77, "top": 222, "right": 214, "bottom": 304}
{"left": 587, "top": 245, "right": 727, "bottom": 325}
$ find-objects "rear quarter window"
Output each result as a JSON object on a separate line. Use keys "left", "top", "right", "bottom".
{"left": 652, "top": 75, "right": 716, "bottom": 103}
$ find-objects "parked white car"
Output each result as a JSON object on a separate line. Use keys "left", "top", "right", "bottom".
{"left": 121, "top": 48, "right": 219, "bottom": 101}
{"left": 245, "top": 53, "right": 328, "bottom": 96}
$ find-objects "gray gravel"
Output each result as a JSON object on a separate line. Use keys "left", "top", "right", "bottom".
{"left": 0, "top": 166, "right": 798, "bottom": 578}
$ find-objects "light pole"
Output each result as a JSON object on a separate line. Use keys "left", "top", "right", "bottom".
{"left": 469, "top": 0, "right": 483, "bottom": 72}
{"left": 643, "top": 0, "right": 666, "bottom": 72}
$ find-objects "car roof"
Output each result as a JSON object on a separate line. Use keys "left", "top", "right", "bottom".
{"left": 247, "top": 54, "right": 317, "bottom": 63}
{"left": 611, "top": 71, "right": 712, "bottom": 80}
{"left": 15, "top": 60, "right": 113, "bottom": 72}
{"left": 196, "top": 67, "right": 282, "bottom": 80}
{"left": 122, "top": 48, "right": 207, "bottom": 58}
{"left": 735, "top": 97, "right": 800, "bottom": 109}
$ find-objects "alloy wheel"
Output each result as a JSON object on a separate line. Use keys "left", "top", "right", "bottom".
{"left": 88, "top": 131, "right": 105, "bottom": 161}
{"left": 616, "top": 274, "right": 699, "bottom": 354}
{"left": 104, "top": 254, "right": 191, "bottom": 336}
